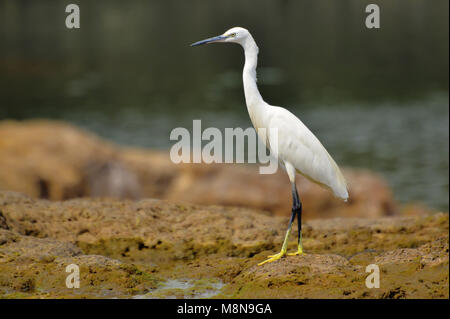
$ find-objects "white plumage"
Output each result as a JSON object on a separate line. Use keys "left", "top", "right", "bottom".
{"left": 192, "top": 27, "right": 348, "bottom": 265}
{"left": 268, "top": 106, "right": 348, "bottom": 200}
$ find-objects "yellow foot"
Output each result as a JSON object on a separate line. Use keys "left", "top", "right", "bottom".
{"left": 287, "top": 250, "right": 306, "bottom": 256}
{"left": 258, "top": 251, "right": 286, "bottom": 266}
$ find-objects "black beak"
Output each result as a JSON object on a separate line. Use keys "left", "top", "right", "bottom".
{"left": 190, "top": 35, "right": 227, "bottom": 47}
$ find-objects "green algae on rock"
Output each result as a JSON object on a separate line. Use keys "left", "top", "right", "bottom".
{"left": 0, "top": 228, "right": 159, "bottom": 298}
{"left": 0, "top": 191, "right": 448, "bottom": 299}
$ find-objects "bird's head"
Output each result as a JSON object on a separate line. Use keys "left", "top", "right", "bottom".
{"left": 191, "top": 27, "right": 250, "bottom": 47}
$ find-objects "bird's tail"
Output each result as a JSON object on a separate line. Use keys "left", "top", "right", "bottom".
{"left": 331, "top": 161, "right": 348, "bottom": 201}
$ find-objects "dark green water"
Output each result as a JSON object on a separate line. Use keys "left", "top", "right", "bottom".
{"left": 0, "top": 0, "right": 448, "bottom": 210}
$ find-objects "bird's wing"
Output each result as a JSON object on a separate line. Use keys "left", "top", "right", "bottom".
{"left": 267, "top": 106, "right": 348, "bottom": 200}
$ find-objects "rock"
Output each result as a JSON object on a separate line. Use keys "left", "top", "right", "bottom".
{"left": 0, "top": 120, "right": 400, "bottom": 219}
{"left": 0, "top": 191, "right": 283, "bottom": 262}
{"left": 0, "top": 228, "right": 82, "bottom": 262}
{"left": 219, "top": 237, "right": 449, "bottom": 299}
{"left": 0, "top": 120, "right": 140, "bottom": 200}
{"left": 166, "top": 163, "right": 397, "bottom": 219}
{"left": 0, "top": 210, "right": 9, "bottom": 230}
{"left": 0, "top": 228, "right": 158, "bottom": 298}
{"left": 0, "top": 191, "right": 447, "bottom": 298}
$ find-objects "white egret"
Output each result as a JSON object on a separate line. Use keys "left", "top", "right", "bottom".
{"left": 191, "top": 27, "right": 348, "bottom": 265}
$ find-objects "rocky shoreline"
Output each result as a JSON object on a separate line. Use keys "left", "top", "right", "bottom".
{"left": 0, "top": 120, "right": 405, "bottom": 219}
{"left": 0, "top": 120, "right": 447, "bottom": 298}
{"left": 0, "top": 191, "right": 448, "bottom": 298}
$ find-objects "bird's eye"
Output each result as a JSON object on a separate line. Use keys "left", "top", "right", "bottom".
{"left": 229, "top": 33, "right": 236, "bottom": 37}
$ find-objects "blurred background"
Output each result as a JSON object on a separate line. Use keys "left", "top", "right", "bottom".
{"left": 0, "top": 0, "right": 448, "bottom": 210}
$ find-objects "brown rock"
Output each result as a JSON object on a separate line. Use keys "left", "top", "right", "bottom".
{"left": 0, "top": 120, "right": 140, "bottom": 200}
{"left": 166, "top": 163, "right": 397, "bottom": 219}
{"left": 0, "top": 228, "right": 157, "bottom": 298}
{"left": 0, "top": 119, "right": 403, "bottom": 219}
{"left": 0, "top": 191, "right": 447, "bottom": 298}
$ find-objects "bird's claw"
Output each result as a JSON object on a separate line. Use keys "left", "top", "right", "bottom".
{"left": 258, "top": 251, "right": 286, "bottom": 266}
{"left": 287, "top": 250, "right": 305, "bottom": 256}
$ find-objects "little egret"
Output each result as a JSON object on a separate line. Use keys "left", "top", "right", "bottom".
{"left": 191, "top": 27, "right": 348, "bottom": 265}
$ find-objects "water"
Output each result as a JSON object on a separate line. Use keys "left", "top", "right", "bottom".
{"left": 133, "top": 279, "right": 224, "bottom": 299}
{"left": 0, "top": 0, "right": 448, "bottom": 210}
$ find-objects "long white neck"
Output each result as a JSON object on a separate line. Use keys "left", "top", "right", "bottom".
{"left": 241, "top": 35, "right": 266, "bottom": 128}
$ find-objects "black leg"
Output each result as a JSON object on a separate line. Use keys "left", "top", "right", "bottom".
{"left": 288, "top": 206, "right": 296, "bottom": 231}
{"left": 291, "top": 183, "right": 300, "bottom": 208}
{"left": 291, "top": 183, "right": 303, "bottom": 249}
{"left": 258, "top": 182, "right": 303, "bottom": 265}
